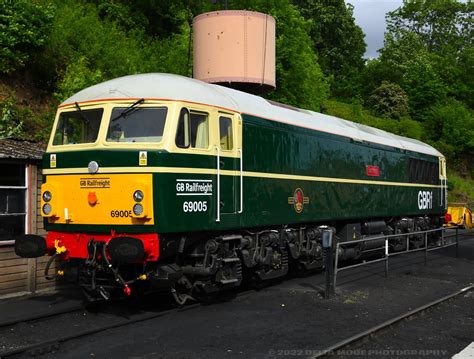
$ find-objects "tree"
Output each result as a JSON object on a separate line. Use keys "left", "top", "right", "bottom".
{"left": 362, "top": 31, "right": 447, "bottom": 118}
{"left": 427, "top": 100, "right": 474, "bottom": 158}
{"left": 41, "top": 0, "right": 192, "bottom": 101}
{"left": 386, "top": 0, "right": 473, "bottom": 55}
{"left": 266, "top": 0, "right": 329, "bottom": 108}
{"left": 384, "top": 0, "right": 473, "bottom": 109}
{"left": 93, "top": 0, "right": 195, "bottom": 38}
{"left": 368, "top": 81, "right": 409, "bottom": 119}
{"left": 291, "top": 0, "right": 366, "bottom": 98}
{"left": 0, "top": 0, "right": 54, "bottom": 73}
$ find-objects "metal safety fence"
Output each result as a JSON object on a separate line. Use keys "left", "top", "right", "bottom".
{"left": 332, "top": 226, "right": 471, "bottom": 291}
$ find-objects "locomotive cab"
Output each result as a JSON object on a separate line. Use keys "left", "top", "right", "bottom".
{"left": 15, "top": 96, "right": 244, "bottom": 301}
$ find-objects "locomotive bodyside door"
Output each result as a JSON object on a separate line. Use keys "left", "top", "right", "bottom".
{"left": 217, "top": 112, "right": 242, "bottom": 217}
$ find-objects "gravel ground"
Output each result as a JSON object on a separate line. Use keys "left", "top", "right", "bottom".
{"left": 2, "top": 237, "right": 473, "bottom": 359}
{"left": 334, "top": 291, "right": 474, "bottom": 359}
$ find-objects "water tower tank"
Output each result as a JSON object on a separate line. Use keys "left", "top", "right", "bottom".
{"left": 193, "top": 10, "right": 276, "bottom": 94}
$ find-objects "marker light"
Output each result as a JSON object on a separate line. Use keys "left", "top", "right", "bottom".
{"left": 133, "top": 203, "right": 144, "bottom": 216}
{"left": 133, "top": 190, "right": 144, "bottom": 202}
{"left": 88, "top": 161, "right": 99, "bottom": 174}
{"left": 42, "top": 191, "right": 52, "bottom": 202}
{"left": 43, "top": 203, "right": 52, "bottom": 215}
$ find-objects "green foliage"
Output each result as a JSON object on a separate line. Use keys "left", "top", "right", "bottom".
{"left": 369, "top": 31, "right": 448, "bottom": 117}
{"left": 426, "top": 100, "right": 474, "bottom": 158}
{"left": 265, "top": 1, "right": 329, "bottom": 109}
{"left": 0, "top": 96, "right": 53, "bottom": 141}
{"left": 401, "top": 53, "right": 447, "bottom": 118}
{"left": 0, "top": 98, "right": 23, "bottom": 138}
{"left": 323, "top": 99, "right": 423, "bottom": 140}
{"left": 386, "top": 0, "right": 473, "bottom": 55}
{"left": 94, "top": 0, "right": 194, "bottom": 38}
{"left": 379, "top": 0, "right": 474, "bottom": 112}
{"left": 448, "top": 174, "right": 474, "bottom": 203}
{"left": 292, "top": 0, "right": 366, "bottom": 99}
{"left": 44, "top": 0, "right": 191, "bottom": 102}
{"left": 56, "top": 57, "right": 104, "bottom": 101}
{"left": 368, "top": 81, "right": 409, "bottom": 119}
{"left": 0, "top": 0, "right": 54, "bottom": 73}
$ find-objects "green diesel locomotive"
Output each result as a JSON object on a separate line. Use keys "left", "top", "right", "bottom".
{"left": 15, "top": 73, "right": 448, "bottom": 302}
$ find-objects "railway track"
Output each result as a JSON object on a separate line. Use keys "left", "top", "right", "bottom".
{"left": 0, "top": 305, "right": 84, "bottom": 330}
{"left": 0, "top": 289, "right": 255, "bottom": 358}
{"left": 313, "top": 285, "right": 474, "bottom": 358}
{"left": 0, "top": 305, "right": 198, "bottom": 358}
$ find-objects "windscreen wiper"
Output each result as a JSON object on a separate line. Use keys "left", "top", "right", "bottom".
{"left": 75, "top": 102, "right": 90, "bottom": 124}
{"left": 111, "top": 98, "right": 145, "bottom": 122}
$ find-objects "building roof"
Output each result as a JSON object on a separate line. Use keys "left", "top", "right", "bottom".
{"left": 62, "top": 73, "right": 443, "bottom": 158}
{"left": 0, "top": 138, "right": 45, "bottom": 161}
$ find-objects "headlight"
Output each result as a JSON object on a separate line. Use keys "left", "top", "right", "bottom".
{"left": 42, "top": 191, "right": 52, "bottom": 202}
{"left": 133, "top": 203, "right": 144, "bottom": 216}
{"left": 133, "top": 190, "right": 144, "bottom": 202}
{"left": 43, "top": 203, "right": 52, "bottom": 215}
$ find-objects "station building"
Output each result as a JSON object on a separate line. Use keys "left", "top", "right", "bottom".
{"left": 0, "top": 139, "right": 57, "bottom": 297}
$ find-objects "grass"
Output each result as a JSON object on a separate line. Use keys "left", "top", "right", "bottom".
{"left": 448, "top": 173, "right": 474, "bottom": 205}
{"left": 343, "top": 290, "right": 368, "bottom": 304}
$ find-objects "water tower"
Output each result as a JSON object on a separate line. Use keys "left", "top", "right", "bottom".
{"left": 193, "top": 10, "right": 276, "bottom": 94}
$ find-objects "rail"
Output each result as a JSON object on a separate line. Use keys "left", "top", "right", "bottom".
{"left": 333, "top": 226, "right": 470, "bottom": 289}
{"left": 314, "top": 285, "right": 474, "bottom": 358}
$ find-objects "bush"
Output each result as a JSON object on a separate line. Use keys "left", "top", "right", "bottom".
{"left": 427, "top": 100, "right": 474, "bottom": 158}
{"left": 0, "top": 0, "right": 54, "bottom": 73}
{"left": 448, "top": 174, "right": 474, "bottom": 204}
{"left": 56, "top": 57, "right": 104, "bottom": 101}
{"left": 0, "top": 98, "right": 24, "bottom": 138}
{"left": 368, "top": 81, "right": 409, "bottom": 119}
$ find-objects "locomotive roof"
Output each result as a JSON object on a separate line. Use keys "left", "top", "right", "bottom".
{"left": 62, "top": 73, "right": 443, "bottom": 158}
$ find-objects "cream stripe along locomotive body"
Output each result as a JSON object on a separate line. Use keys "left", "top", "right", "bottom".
{"left": 15, "top": 74, "right": 448, "bottom": 302}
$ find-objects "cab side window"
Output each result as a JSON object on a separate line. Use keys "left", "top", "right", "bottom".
{"left": 176, "top": 108, "right": 209, "bottom": 149}
{"left": 219, "top": 116, "right": 233, "bottom": 151}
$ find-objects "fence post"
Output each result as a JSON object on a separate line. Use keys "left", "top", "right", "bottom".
{"left": 456, "top": 226, "right": 459, "bottom": 258}
{"left": 385, "top": 239, "right": 389, "bottom": 277}
{"left": 322, "top": 229, "right": 335, "bottom": 299}
{"left": 333, "top": 242, "right": 339, "bottom": 293}
{"left": 424, "top": 232, "right": 428, "bottom": 265}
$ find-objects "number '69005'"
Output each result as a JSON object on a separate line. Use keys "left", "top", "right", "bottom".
{"left": 110, "top": 210, "right": 132, "bottom": 218}
{"left": 183, "top": 201, "right": 207, "bottom": 213}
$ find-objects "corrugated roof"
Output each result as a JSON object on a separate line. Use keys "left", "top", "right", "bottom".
{"left": 0, "top": 138, "right": 45, "bottom": 160}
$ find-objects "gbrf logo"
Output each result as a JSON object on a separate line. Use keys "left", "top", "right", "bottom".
{"left": 418, "top": 191, "right": 433, "bottom": 210}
